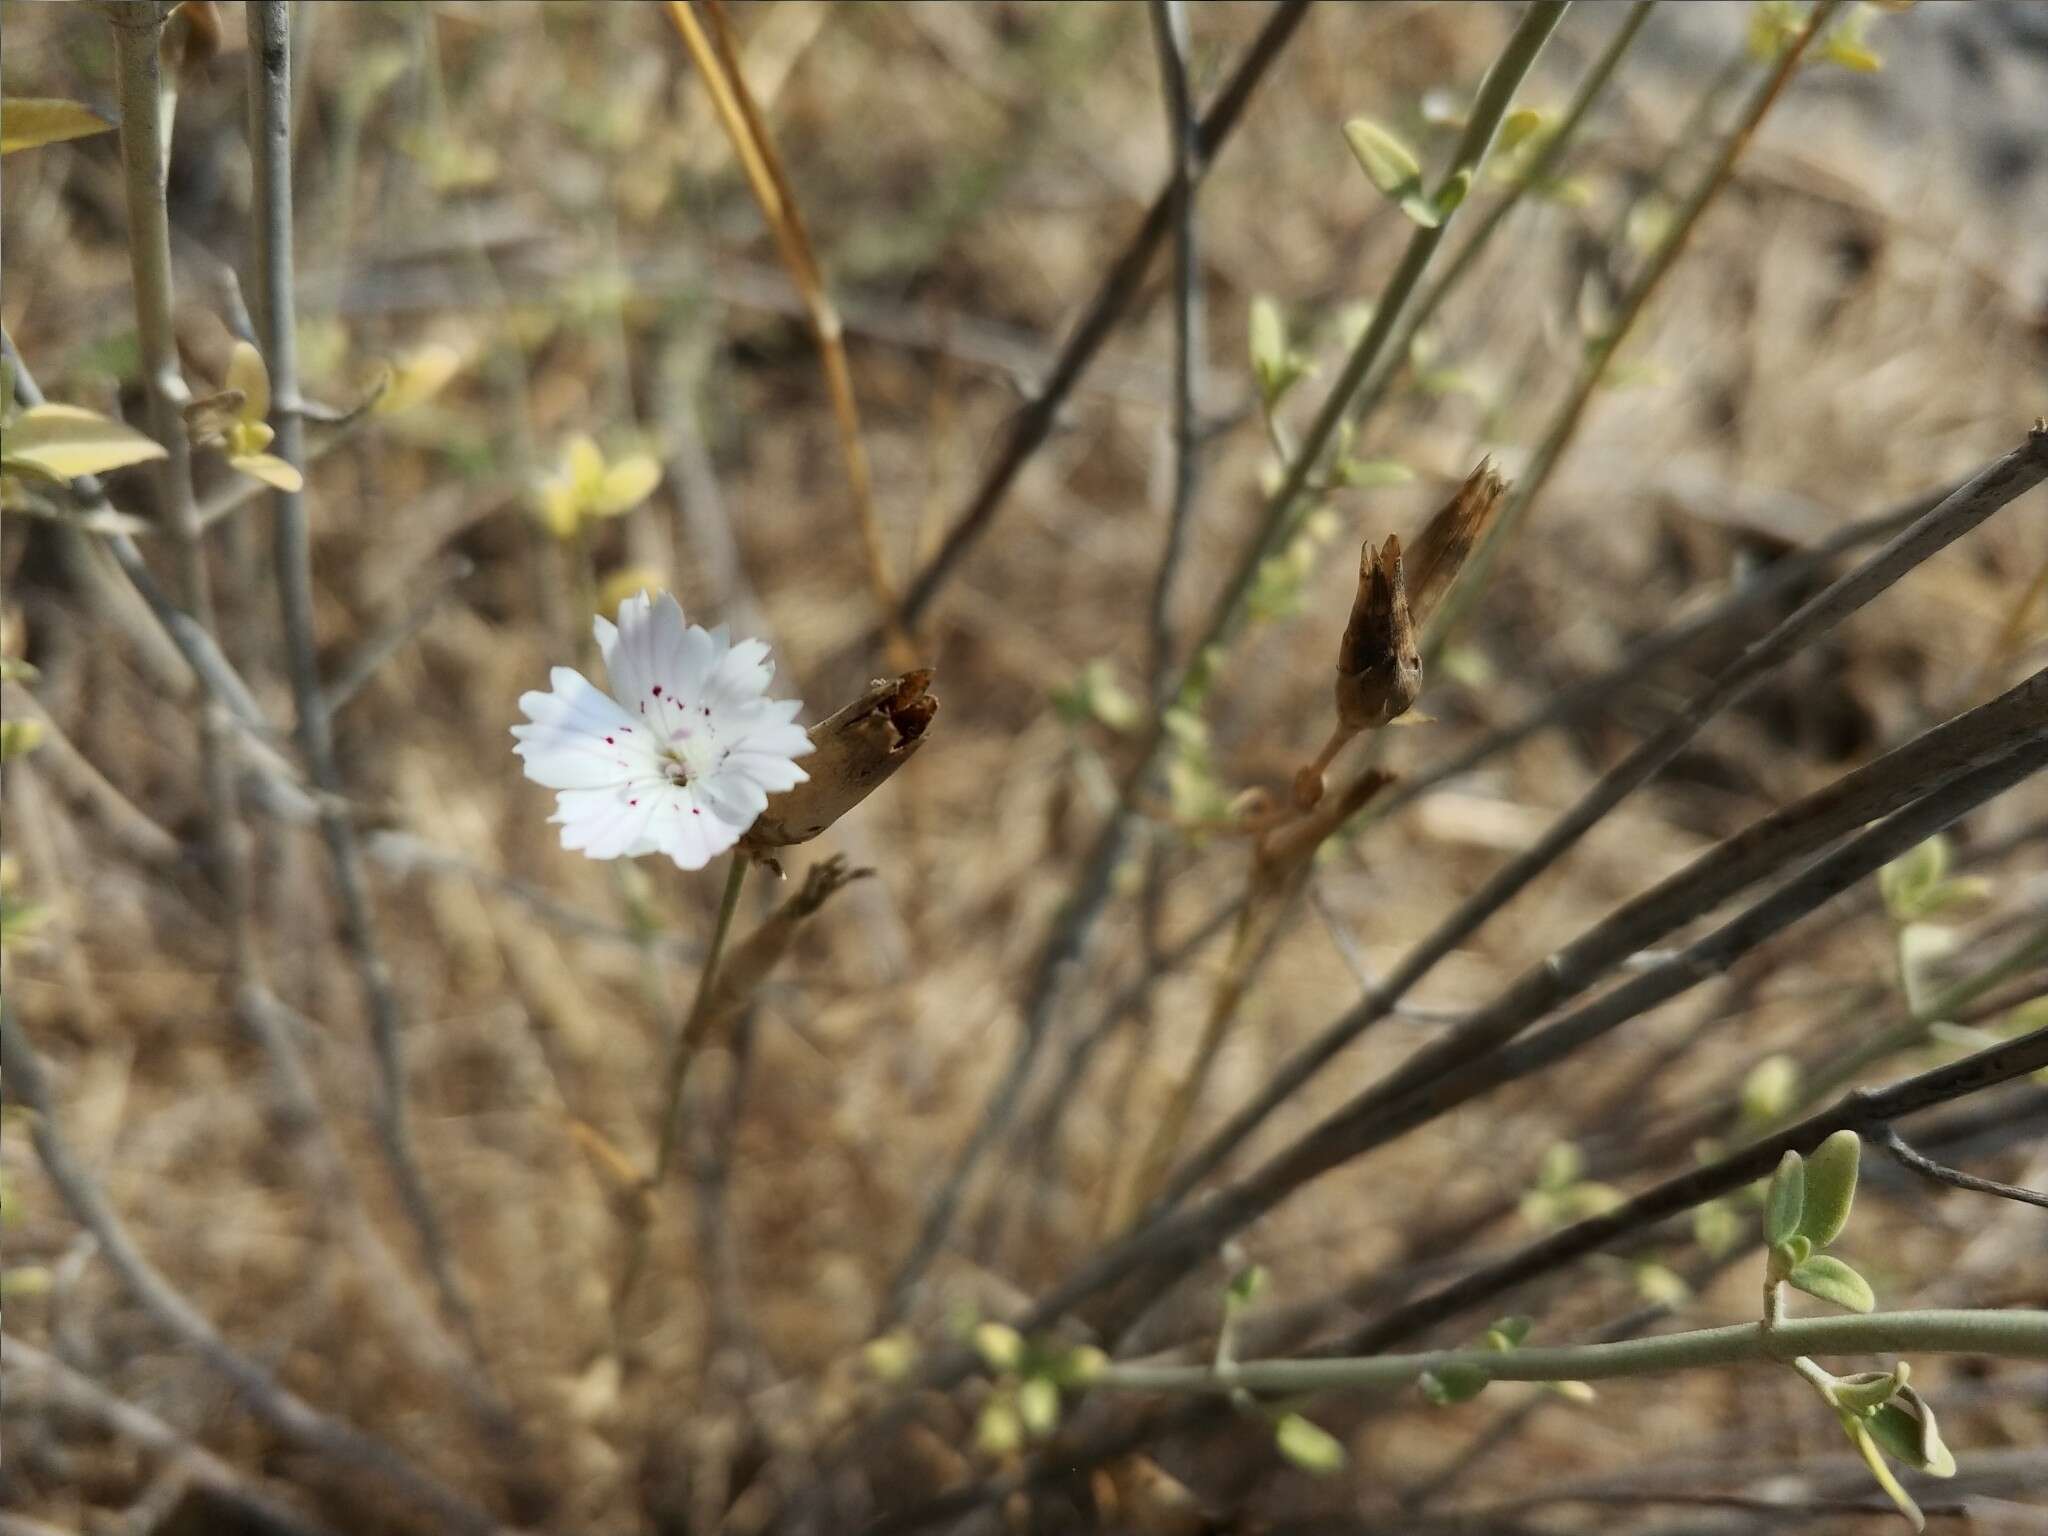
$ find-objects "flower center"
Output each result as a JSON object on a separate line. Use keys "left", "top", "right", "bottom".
{"left": 661, "top": 721, "right": 722, "bottom": 787}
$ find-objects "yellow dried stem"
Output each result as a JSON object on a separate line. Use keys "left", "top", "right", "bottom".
{"left": 663, "top": 0, "right": 915, "bottom": 669}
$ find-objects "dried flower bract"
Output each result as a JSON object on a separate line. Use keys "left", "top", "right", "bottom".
{"left": 1405, "top": 455, "right": 1508, "bottom": 629}
{"left": 743, "top": 669, "right": 937, "bottom": 855}
{"left": 1336, "top": 533, "right": 1422, "bottom": 733}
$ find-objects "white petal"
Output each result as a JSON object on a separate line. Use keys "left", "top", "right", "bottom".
{"left": 551, "top": 786, "right": 662, "bottom": 860}
{"left": 645, "top": 787, "right": 745, "bottom": 870}
{"left": 696, "top": 770, "right": 769, "bottom": 826}
{"left": 703, "top": 636, "right": 774, "bottom": 711}
{"left": 727, "top": 718, "right": 815, "bottom": 761}
{"left": 604, "top": 591, "right": 717, "bottom": 716}
{"left": 512, "top": 667, "right": 663, "bottom": 790}
{"left": 725, "top": 751, "right": 809, "bottom": 794}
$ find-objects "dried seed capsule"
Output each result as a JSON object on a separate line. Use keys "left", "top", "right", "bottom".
{"left": 743, "top": 670, "right": 937, "bottom": 852}
{"left": 1405, "top": 456, "right": 1508, "bottom": 628}
{"left": 1335, "top": 534, "right": 1422, "bottom": 731}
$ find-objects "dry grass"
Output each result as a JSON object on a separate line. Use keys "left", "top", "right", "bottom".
{"left": 3, "top": 3, "right": 2045, "bottom": 1533}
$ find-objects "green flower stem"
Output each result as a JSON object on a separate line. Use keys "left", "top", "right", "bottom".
{"left": 1173, "top": 0, "right": 1570, "bottom": 700}
{"left": 1093, "top": 1309, "right": 2048, "bottom": 1399}
{"left": 1350, "top": 1, "right": 1657, "bottom": 435}
{"left": 652, "top": 851, "right": 751, "bottom": 1187}
{"left": 1426, "top": 0, "right": 1845, "bottom": 656}
{"left": 615, "top": 852, "right": 751, "bottom": 1331}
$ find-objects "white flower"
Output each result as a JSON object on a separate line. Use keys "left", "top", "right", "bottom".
{"left": 513, "top": 592, "right": 812, "bottom": 870}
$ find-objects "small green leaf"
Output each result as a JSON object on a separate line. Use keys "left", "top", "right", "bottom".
{"left": 1433, "top": 168, "right": 1471, "bottom": 218}
{"left": 0, "top": 720, "right": 44, "bottom": 762}
{"left": 1742, "top": 1054, "right": 1802, "bottom": 1125}
{"left": 973, "top": 1322, "right": 1025, "bottom": 1373}
{"left": 1049, "top": 1345, "right": 1106, "bottom": 1386}
{"left": 1764, "top": 1150, "right": 1806, "bottom": 1246}
{"left": 1788, "top": 1255, "right": 1875, "bottom": 1314}
{"left": 1633, "top": 1262, "right": 1691, "bottom": 1306}
{"left": 1831, "top": 1366, "right": 1907, "bottom": 1415}
{"left": 976, "top": 1399, "right": 1024, "bottom": 1456}
{"left": 1487, "top": 1316, "right": 1533, "bottom": 1350}
{"left": 1335, "top": 458, "right": 1414, "bottom": 489}
{"left": 1418, "top": 1362, "right": 1489, "bottom": 1405}
{"left": 2, "top": 403, "right": 167, "bottom": 481}
{"left": 1879, "top": 836, "right": 1949, "bottom": 922}
{"left": 1343, "top": 118, "right": 1422, "bottom": 198}
{"left": 590, "top": 453, "right": 662, "bottom": 517}
{"left": 1537, "top": 1142, "right": 1583, "bottom": 1192}
{"left": 229, "top": 451, "right": 305, "bottom": 494}
{"left": 2, "top": 98, "right": 116, "bottom": 155}
{"left": 1227, "top": 1264, "right": 1270, "bottom": 1307}
{"left": 1798, "top": 1130, "right": 1861, "bottom": 1248}
{"left": 1249, "top": 295, "right": 1286, "bottom": 384}
{"left": 1274, "top": 1412, "right": 1347, "bottom": 1474}
{"left": 1867, "top": 1386, "right": 1955, "bottom": 1478}
{"left": 1017, "top": 1376, "right": 1060, "bottom": 1438}
{"left": 862, "top": 1332, "right": 916, "bottom": 1382}
{"left": 1843, "top": 1412, "right": 1926, "bottom": 1532}
{"left": 1693, "top": 1199, "right": 1741, "bottom": 1258}
{"left": 1497, "top": 107, "right": 1548, "bottom": 153}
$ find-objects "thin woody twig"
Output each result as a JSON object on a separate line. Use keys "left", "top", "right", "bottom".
{"left": 1428, "top": 0, "right": 1844, "bottom": 650}
{"left": 246, "top": 0, "right": 484, "bottom": 1367}
{"left": 1049, "top": 704, "right": 2048, "bottom": 1344}
{"left": 877, "top": 0, "right": 1567, "bottom": 1329}
{"left": 897, "top": 0, "right": 1312, "bottom": 631}
{"left": 664, "top": 0, "right": 912, "bottom": 667}
{"left": 2, "top": 1335, "right": 342, "bottom": 1536}
{"left": 0, "top": 1006, "right": 508, "bottom": 1536}
{"left": 1155, "top": 435, "right": 2048, "bottom": 1217}
{"left": 1881, "top": 1128, "right": 2048, "bottom": 1212}
{"left": 862, "top": 1030, "right": 2048, "bottom": 1536}
{"left": 106, "top": 4, "right": 253, "bottom": 976}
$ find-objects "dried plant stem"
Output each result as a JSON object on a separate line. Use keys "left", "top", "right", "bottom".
{"left": 1152, "top": 436, "right": 2048, "bottom": 1219}
{"left": 1429, "top": 0, "right": 1843, "bottom": 651}
{"left": 1109, "top": 880, "right": 1294, "bottom": 1231}
{"left": 106, "top": 4, "right": 252, "bottom": 976}
{"left": 664, "top": 0, "right": 912, "bottom": 668}
{"left": 866, "top": 1030, "right": 2048, "bottom": 1536}
{"left": 233, "top": 986, "right": 529, "bottom": 1458}
{"left": 1096, "top": 1310, "right": 2048, "bottom": 1399}
{"left": 1018, "top": 651, "right": 2048, "bottom": 1336}
{"left": 0, "top": 1007, "right": 509, "bottom": 1536}
{"left": 244, "top": 0, "right": 483, "bottom": 1366}
{"left": 1881, "top": 1129, "right": 2048, "bottom": 1212}
{"left": 897, "top": 0, "right": 1311, "bottom": 630}
{"left": 1, "top": 1337, "right": 341, "bottom": 1536}
{"left": 1112, "top": 770, "right": 1395, "bottom": 1225}
{"left": 878, "top": 1, "right": 1566, "bottom": 1327}
{"left": 1144, "top": 0, "right": 1204, "bottom": 698}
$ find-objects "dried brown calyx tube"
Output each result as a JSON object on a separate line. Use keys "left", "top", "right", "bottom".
{"left": 742, "top": 669, "right": 937, "bottom": 862}
{"left": 1294, "top": 459, "right": 1506, "bottom": 808}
